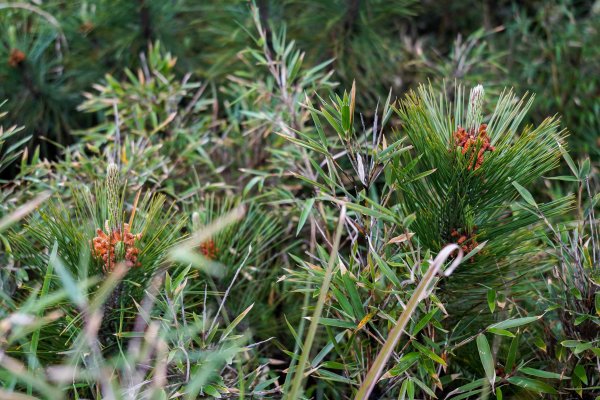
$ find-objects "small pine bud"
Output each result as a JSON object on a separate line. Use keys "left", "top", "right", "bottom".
{"left": 467, "top": 84, "right": 485, "bottom": 131}
{"left": 106, "top": 163, "right": 120, "bottom": 230}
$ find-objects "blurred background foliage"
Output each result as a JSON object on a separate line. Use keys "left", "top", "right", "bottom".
{"left": 1, "top": 0, "right": 598, "bottom": 170}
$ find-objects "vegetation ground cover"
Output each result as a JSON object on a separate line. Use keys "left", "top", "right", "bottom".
{"left": 0, "top": 1, "right": 598, "bottom": 399}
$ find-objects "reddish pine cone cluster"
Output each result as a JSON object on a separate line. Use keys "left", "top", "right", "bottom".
{"left": 8, "top": 49, "right": 26, "bottom": 68}
{"left": 450, "top": 227, "right": 479, "bottom": 256}
{"left": 199, "top": 239, "right": 218, "bottom": 260}
{"left": 92, "top": 223, "right": 142, "bottom": 273}
{"left": 453, "top": 124, "right": 496, "bottom": 170}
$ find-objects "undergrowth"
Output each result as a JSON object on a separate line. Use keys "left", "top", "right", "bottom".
{"left": 0, "top": 2, "right": 598, "bottom": 400}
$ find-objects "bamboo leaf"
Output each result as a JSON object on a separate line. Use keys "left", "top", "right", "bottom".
{"left": 371, "top": 252, "right": 401, "bottom": 288}
{"left": 488, "top": 328, "right": 515, "bottom": 337}
{"left": 380, "top": 352, "right": 420, "bottom": 380}
{"left": 413, "top": 341, "right": 447, "bottom": 367}
{"left": 487, "top": 289, "right": 496, "bottom": 314}
{"left": 476, "top": 334, "right": 496, "bottom": 387}
{"left": 411, "top": 307, "right": 439, "bottom": 336}
{"left": 506, "top": 376, "right": 557, "bottom": 394}
{"left": 559, "top": 144, "right": 578, "bottom": 177}
{"left": 445, "top": 378, "right": 486, "bottom": 398}
{"left": 412, "top": 377, "right": 437, "bottom": 398}
{"left": 488, "top": 316, "right": 540, "bottom": 330}
{"left": 512, "top": 181, "right": 537, "bottom": 207}
{"left": 312, "top": 317, "right": 355, "bottom": 329}
{"left": 387, "top": 232, "right": 414, "bottom": 246}
{"left": 573, "top": 365, "right": 587, "bottom": 385}
{"left": 519, "top": 367, "right": 568, "bottom": 380}
{"left": 220, "top": 303, "right": 254, "bottom": 342}
{"left": 356, "top": 310, "right": 376, "bottom": 330}
{"left": 296, "top": 198, "right": 315, "bottom": 236}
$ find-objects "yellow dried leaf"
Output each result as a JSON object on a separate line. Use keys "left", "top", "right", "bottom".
{"left": 356, "top": 310, "right": 376, "bottom": 330}
{"left": 386, "top": 232, "right": 415, "bottom": 246}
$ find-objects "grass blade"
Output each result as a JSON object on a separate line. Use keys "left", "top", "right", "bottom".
{"left": 354, "top": 244, "right": 463, "bottom": 399}
{"left": 285, "top": 204, "right": 346, "bottom": 400}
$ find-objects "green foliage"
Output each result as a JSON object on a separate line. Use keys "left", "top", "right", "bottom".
{"left": 515, "top": 155, "right": 600, "bottom": 394}
{"left": 278, "top": 83, "right": 594, "bottom": 398}
{"left": 501, "top": 2, "right": 600, "bottom": 158}
{"left": 278, "top": 0, "right": 418, "bottom": 105}
{"left": 0, "top": 1, "right": 598, "bottom": 398}
{"left": 394, "top": 84, "right": 574, "bottom": 311}
{"left": 66, "top": 41, "right": 217, "bottom": 194}
{"left": 7, "top": 166, "right": 185, "bottom": 355}
{"left": 0, "top": 101, "right": 27, "bottom": 177}
{"left": 0, "top": 101, "right": 32, "bottom": 299}
{"left": 1, "top": 170, "right": 285, "bottom": 398}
